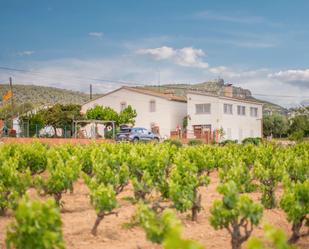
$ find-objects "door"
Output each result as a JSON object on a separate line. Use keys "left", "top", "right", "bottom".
{"left": 193, "top": 125, "right": 211, "bottom": 139}
{"left": 140, "top": 128, "right": 151, "bottom": 140}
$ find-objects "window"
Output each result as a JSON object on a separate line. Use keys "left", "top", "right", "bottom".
{"left": 120, "top": 102, "right": 127, "bottom": 111}
{"left": 149, "top": 100, "right": 156, "bottom": 112}
{"left": 134, "top": 128, "right": 142, "bottom": 134}
{"left": 142, "top": 128, "right": 149, "bottom": 134}
{"left": 195, "top": 103, "right": 211, "bottom": 114}
{"left": 237, "top": 105, "right": 246, "bottom": 116}
{"left": 250, "top": 107, "right": 258, "bottom": 117}
{"left": 250, "top": 130, "right": 254, "bottom": 137}
{"left": 227, "top": 128, "right": 232, "bottom": 139}
{"left": 223, "top": 103, "right": 233, "bottom": 114}
{"left": 239, "top": 128, "right": 243, "bottom": 141}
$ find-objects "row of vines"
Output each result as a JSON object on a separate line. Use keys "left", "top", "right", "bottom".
{"left": 0, "top": 141, "right": 308, "bottom": 249}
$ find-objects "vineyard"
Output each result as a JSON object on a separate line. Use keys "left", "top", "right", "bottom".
{"left": 0, "top": 141, "right": 308, "bottom": 249}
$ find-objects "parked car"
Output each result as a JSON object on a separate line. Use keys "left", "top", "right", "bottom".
{"left": 116, "top": 127, "right": 160, "bottom": 142}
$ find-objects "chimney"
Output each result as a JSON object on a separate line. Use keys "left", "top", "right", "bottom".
{"left": 223, "top": 84, "right": 233, "bottom": 97}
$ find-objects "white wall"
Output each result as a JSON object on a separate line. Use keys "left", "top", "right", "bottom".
{"left": 81, "top": 88, "right": 187, "bottom": 138}
{"left": 187, "top": 93, "right": 263, "bottom": 141}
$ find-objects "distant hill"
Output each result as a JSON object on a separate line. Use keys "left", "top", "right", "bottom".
{"left": 0, "top": 84, "right": 99, "bottom": 106}
{"left": 141, "top": 80, "right": 288, "bottom": 115}
{"left": 301, "top": 99, "right": 309, "bottom": 107}
{"left": 0, "top": 82, "right": 287, "bottom": 116}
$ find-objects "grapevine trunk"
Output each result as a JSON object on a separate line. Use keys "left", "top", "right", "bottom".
{"left": 91, "top": 213, "right": 104, "bottom": 236}
{"left": 53, "top": 192, "right": 62, "bottom": 206}
{"left": 288, "top": 218, "right": 304, "bottom": 244}
{"left": 231, "top": 228, "right": 242, "bottom": 249}
{"left": 191, "top": 193, "right": 201, "bottom": 221}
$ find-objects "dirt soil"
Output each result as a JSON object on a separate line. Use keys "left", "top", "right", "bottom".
{"left": 0, "top": 172, "right": 308, "bottom": 249}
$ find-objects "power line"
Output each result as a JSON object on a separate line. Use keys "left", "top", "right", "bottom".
{"left": 0, "top": 66, "right": 146, "bottom": 86}
{"left": 252, "top": 93, "right": 309, "bottom": 98}
{"left": 1, "top": 65, "right": 309, "bottom": 99}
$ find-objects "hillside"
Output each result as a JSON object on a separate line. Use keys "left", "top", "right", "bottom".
{"left": 141, "top": 80, "right": 287, "bottom": 115}
{"left": 0, "top": 84, "right": 98, "bottom": 106}
{"left": 0, "top": 82, "right": 287, "bottom": 115}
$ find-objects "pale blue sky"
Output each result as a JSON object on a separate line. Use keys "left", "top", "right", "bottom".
{"left": 0, "top": 0, "right": 309, "bottom": 106}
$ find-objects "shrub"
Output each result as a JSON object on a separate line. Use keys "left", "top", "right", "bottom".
{"left": 187, "top": 139, "right": 203, "bottom": 146}
{"left": 170, "top": 148, "right": 210, "bottom": 221}
{"left": 280, "top": 180, "right": 309, "bottom": 243}
{"left": 6, "top": 197, "right": 65, "bottom": 249}
{"left": 0, "top": 157, "right": 31, "bottom": 215}
{"left": 135, "top": 205, "right": 204, "bottom": 249}
{"left": 247, "top": 224, "right": 296, "bottom": 249}
{"left": 242, "top": 137, "right": 262, "bottom": 146}
{"left": 84, "top": 177, "right": 118, "bottom": 236}
{"left": 209, "top": 181, "right": 263, "bottom": 249}
{"left": 289, "top": 130, "right": 304, "bottom": 142}
{"left": 35, "top": 147, "right": 81, "bottom": 206}
{"left": 163, "top": 139, "right": 183, "bottom": 148}
{"left": 253, "top": 144, "right": 285, "bottom": 209}
{"left": 219, "top": 139, "right": 238, "bottom": 146}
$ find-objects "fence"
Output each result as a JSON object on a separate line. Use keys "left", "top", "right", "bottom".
{"left": 1, "top": 120, "right": 117, "bottom": 140}
{"left": 17, "top": 121, "right": 74, "bottom": 138}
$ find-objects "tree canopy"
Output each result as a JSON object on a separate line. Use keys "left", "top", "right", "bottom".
{"left": 85, "top": 105, "right": 137, "bottom": 126}
{"left": 39, "top": 104, "right": 82, "bottom": 135}
{"left": 263, "top": 114, "right": 289, "bottom": 138}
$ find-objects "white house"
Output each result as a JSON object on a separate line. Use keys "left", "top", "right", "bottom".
{"left": 81, "top": 87, "right": 187, "bottom": 138}
{"left": 187, "top": 88, "right": 263, "bottom": 142}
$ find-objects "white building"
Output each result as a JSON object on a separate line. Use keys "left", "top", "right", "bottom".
{"left": 187, "top": 88, "right": 263, "bottom": 142}
{"left": 81, "top": 87, "right": 187, "bottom": 138}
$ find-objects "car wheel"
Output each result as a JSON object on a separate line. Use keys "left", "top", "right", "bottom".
{"left": 153, "top": 137, "right": 160, "bottom": 142}
{"left": 132, "top": 137, "right": 139, "bottom": 143}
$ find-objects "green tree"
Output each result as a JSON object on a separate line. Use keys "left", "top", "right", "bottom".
{"left": 85, "top": 105, "right": 137, "bottom": 126}
{"left": 263, "top": 114, "right": 288, "bottom": 138}
{"left": 85, "top": 105, "right": 118, "bottom": 122}
{"left": 289, "top": 115, "right": 309, "bottom": 138}
{"left": 0, "top": 102, "right": 34, "bottom": 128}
{"left": 39, "top": 104, "right": 82, "bottom": 137}
{"left": 6, "top": 197, "right": 65, "bottom": 249}
{"left": 118, "top": 105, "right": 137, "bottom": 125}
{"left": 209, "top": 181, "right": 263, "bottom": 249}
{"left": 263, "top": 115, "right": 275, "bottom": 137}
{"left": 20, "top": 112, "right": 46, "bottom": 137}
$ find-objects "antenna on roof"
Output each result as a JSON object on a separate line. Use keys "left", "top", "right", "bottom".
{"left": 157, "top": 67, "right": 161, "bottom": 92}
{"left": 90, "top": 84, "right": 93, "bottom": 100}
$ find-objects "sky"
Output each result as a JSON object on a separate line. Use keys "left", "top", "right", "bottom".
{"left": 0, "top": 0, "right": 309, "bottom": 107}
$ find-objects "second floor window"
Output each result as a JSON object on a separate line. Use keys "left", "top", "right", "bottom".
{"left": 250, "top": 107, "right": 258, "bottom": 117}
{"left": 149, "top": 100, "right": 156, "bottom": 112}
{"left": 120, "top": 102, "right": 127, "bottom": 111}
{"left": 195, "top": 103, "right": 211, "bottom": 114}
{"left": 237, "top": 105, "right": 246, "bottom": 116}
{"left": 223, "top": 103, "right": 233, "bottom": 114}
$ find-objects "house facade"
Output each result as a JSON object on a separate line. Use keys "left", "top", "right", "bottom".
{"left": 81, "top": 87, "right": 187, "bottom": 138}
{"left": 187, "top": 91, "right": 263, "bottom": 142}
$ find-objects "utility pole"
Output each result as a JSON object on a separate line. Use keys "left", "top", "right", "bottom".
{"left": 9, "top": 77, "right": 14, "bottom": 129}
{"left": 90, "top": 84, "right": 93, "bottom": 100}
{"left": 9, "top": 77, "right": 13, "bottom": 106}
{"left": 157, "top": 68, "right": 161, "bottom": 92}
